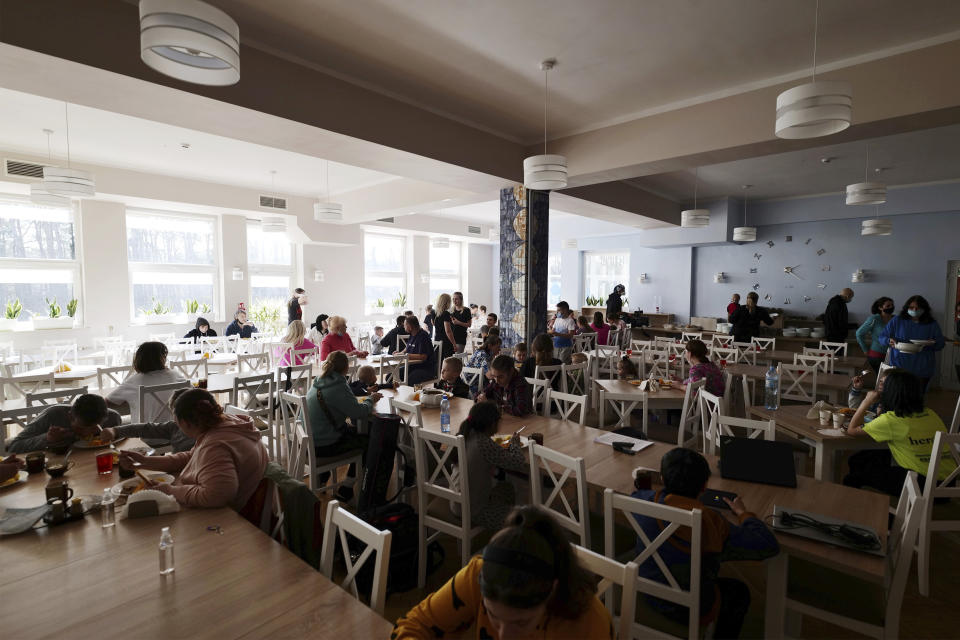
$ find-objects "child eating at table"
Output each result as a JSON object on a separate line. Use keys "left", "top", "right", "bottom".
{"left": 433, "top": 356, "right": 471, "bottom": 399}
{"left": 7, "top": 394, "right": 122, "bottom": 453}
{"left": 513, "top": 342, "right": 527, "bottom": 366}
{"left": 348, "top": 365, "right": 398, "bottom": 396}
{"left": 570, "top": 352, "right": 588, "bottom": 365}
{"left": 617, "top": 356, "right": 639, "bottom": 380}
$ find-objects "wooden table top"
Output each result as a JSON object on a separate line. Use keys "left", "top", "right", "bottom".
{"left": 0, "top": 441, "right": 394, "bottom": 638}
{"left": 20, "top": 364, "right": 100, "bottom": 383}
{"left": 726, "top": 363, "right": 851, "bottom": 390}
{"left": 747, "top": 404, "right": 884, "bottom": 446}
{"left": 594, "top": 379, "right": 687, "bottom": 408}
{"left": 391, "top": 394, "right": 888, "bottom": 581}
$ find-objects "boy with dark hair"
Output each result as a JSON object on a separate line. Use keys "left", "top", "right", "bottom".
{"left": 630, "top": 448, "right": 779, "bottom": 639}
{"left": 433, "top": 357, "right": 471, "bottom": 399}
{"left": 7, "top": 394, "right": 123, "bottom": 453}
{"left": 382, "top": 315, "right": 407, "bottom": 355}
{"left": 348, "top": 365, "right": 398, "bottom": 396}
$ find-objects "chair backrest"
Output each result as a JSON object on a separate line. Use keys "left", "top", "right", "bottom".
{"left": 1, "top": 372, "right": 56, "bottom": 400}
{"left": 819, "top": 340, "right": 848, "bottom": 356}
{"left": 561, "top": 361, "right": 589, "bottom": 395}
{"left": 741, "top": 373, "right": 753, "bottom": 409}
{"left": 731, "top": 341, "right": 756, "bottom": 365}
{"left": 884, "top": 472, "right": 924, "bottom": 631}
{"left": 431, "top": 341, "right": 443, "bottom": 381}
{"left": 535, "top": 364, "right": 563, "bottom": 411}
{"left": 708, "top": 415, "right": 775, "bottom": 456}
{"left": 278, "top": 363, "right": 313, "bottom": 396}
{"left": 137, "top": 380, "right": 191, "bottom": 423}
{"left": 632, "top": 339, "right": 653, "bottom": 351}
{"left": 677, "top": 379, "right": 705, "bottom": 448}
{"left": 278, "top": 391, "right": 314, "bottom": 485}
{"left": 40, "top": 343, "right": 78, "bottom": 368}
{"left": 608, "top": 328, "right": 622, "bottom": 347}
{"left": 603, "top": 488, "right": 703, "bottom": 639}
{"left": 26, "top": 386, "right": 88, "bottom": 407}
{"left": 793, "top": 352, "right": 833, "bottom": 374}
{"left": 233, "top": 372, "right": 275, "bottom": 413}
{"left": 525, "top": 377, "right": 552, "bottom": 417}
{"left": 778, "top": 363, "right": 818, "bottom": 403}
{"left": 654, "top": 336, "right": 675, "bottom": 346}
{"left": 320, "top": 499, "right": 392, "bottom": 615}
{"left": 290, "top": 346, "right": 318, "bottom": 367}
{"left": 711, "top": 334, "right": 733, "bottom": 348}
{"left": 0, "top": 405, "right": 50, "bottom": 454}
{"left": 550, "top": 391, "right": 587, "bottom": 425}
{"left": 709, "top": 345, "right": 737, "bottom": 366}
{"left": 266, "top": 341, "right": 290, "bottom": 368}
{"left": 949, "top": 395, "right": 960, "bottom": 434}
{"left": 923, "top": 431, "right": 960, "bottom": 505}
{"left": 397, "top": 333, "right": 410, "bottom": 351}
{"left": 237, "top": 351, "right": 270, "bottom": 374}
{"left": 645, "top": 349, "right": 669, "bottom": 380}
{"left": 460, "top": 366, "right": 483, "bottom": 392}
{"left": 680, "top": 332, "right": 702, "bottom": 343}
{"left": 573, "top": 333, "right": 596, "bottom": 353}
{"left": 600, "top": 390, "right": 647, "bottom": 431}
{"left": 148, "top": 332, "right": 175, "bottom": 342}
{"left": 390, "top": 397, "right": 423, "bottom": 428}
{"left": 200, "top": 336, "right": 227, "bottom": 354}
{"left": 413, "top": 427, "right": 472, "bottom": 528}
{"left": 595, "top": 345, "right": 620, "bottom": 379}
{"left": 572, "top": 544, "right": 637, "bottom": 640}
{"left": 698, "top": 389, "right": 725, "bottom": 453}
{"left": 751, "top": 336, "right": 776, "bottom": 351}
{"left": 529, "top": 443, "right": 590, "bottom": 547}
{"left": 376, "top": 354, "right": 408, "bottom": 386}
{"left": 169, "top": 358, "right": 208, "bottom": 381}
{"left": 97, "top": 365, "right": 133, "bottom": 392}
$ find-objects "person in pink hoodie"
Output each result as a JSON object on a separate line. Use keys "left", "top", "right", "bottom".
{"left": 119, "top": 389, "right": 268, "bottom": 510}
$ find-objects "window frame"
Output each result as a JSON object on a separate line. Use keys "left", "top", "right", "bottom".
{"left": 363, "top": 232, "right": 407, "bottom": 315}
{"left": 547, "top": 251, "right": 562, "bottom": 307}
{"left": 428, "top": 239, "right": 463, "bottom": 306}
{"left": 246, "top": 221, "right": 296, "bottom": 309}
{"left": 126, "top": 208, "right": 221, "bottom": 323}
{"left": 581, "top": 250, "right": 630, "bottom": 303}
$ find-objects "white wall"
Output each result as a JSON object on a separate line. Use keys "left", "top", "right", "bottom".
{"left": 467, "top": 243, "right": 494, "bottom": 311}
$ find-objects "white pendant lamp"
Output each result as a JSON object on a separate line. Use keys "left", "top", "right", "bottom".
{"left": 732, "top": 185, "right": 756, "bottom": 242}
{"left": 261, "top": 217, "right": 287, "bottom": 233}
{"left": 846, "top": 144, "right": 886, "bottom": 205}
{"left": 30, "top": 129, "right": 71, "bottom": 207}
{"left": 314, "top": 160, "right": 344, "bottom": 222}
{"left": 139, "top": 0, "right": 240, "bottom": 86}
{"left": 523, "top": 59, "right": 567, "bottom": 191}
{"left": 775, "top": 0, "right": 852, "bottom": 139}
{"left": 681, "top": 167, "right": 709, "bottom": 228}
{"left": 42, "top": 105, "right": 95, "bottom": 199}
{"left": 431, "top": 237, "right": 450, "bottom": 249}
{"left": 861, "top": 206, "right": 893, "bottom": 236}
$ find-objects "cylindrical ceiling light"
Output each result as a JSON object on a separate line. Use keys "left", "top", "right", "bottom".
{"left": 43, "top": 105, "right": 95, "bottom": 199}
{"left": 861, "top": 218, "right": 893, "bottom": 236}
{"left": 524, "top": 59, "right": 567, "bottom": 191}
{"left": 314, "top": 159, "right": 344, "bottom": 222}
{"left": 846, "top": 144, "right": 886, "bottom": 205}
{"left": 139, "top": 0, "right": 240, "bottom": 86}
{"left": 29, "top": 183, "right": 71, "bottom": 207}
{"left": 262, "top": 217, "right": 286, "bottom": 233}
{"left": 681, "top": 167, "right": 710, "bottom": 228}
{"left": 775, "top": 1, "right": 851, "bottom": 139}
{"left": 732, "top": 185, "right": 756, "bottom": 242}
{"left": 431, "top": 237, "right": 450, "bottom": 249}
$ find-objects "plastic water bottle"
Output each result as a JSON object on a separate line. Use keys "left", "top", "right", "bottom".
{"left": 101, "top": 488, "right": 116, "bottom": 528}
{"left": 440, "top": 394, "right": 451, "bottom": 433}
{"left": 764, "top": 365, "right": 780, "bottom": 410}
{"left": 158, "top": 526, "right": 175, "bottom": 575}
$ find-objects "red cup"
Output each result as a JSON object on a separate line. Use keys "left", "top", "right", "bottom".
{"left": 720, "top": 359, "right": 727, "bottom": 368}
{"left": 626, "top": 349, "right": 633, "bottom": 357}
{"left": 95, "top": 452, "right": 114, "bottom": 475}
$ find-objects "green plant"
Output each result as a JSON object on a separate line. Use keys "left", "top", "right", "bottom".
{"left": 249, "top": 299, "right": 285, "bottom": 335}
{"left": 375, "top": 298, "right": 385, "bottom": 308}
{"left": 66, "top": 298, "right": 78, "bottom": 318}
{"left": 392, "top": 292, "right": 407, "bottom": 308}
{"left": 183, "top": 299, "right": 199, "bottom": 314}
{"left": 4, "top": 299, "right": 22, "bottom": 320}
{"left": 585, "top": 295, "right": 603, "bottom": 306}
{"left": 140, "top": 297, "right": 171, "bottom": 316}
{"left": 200, "top": 302, "right": 211, "bottom": 314}
{"left": 45, "top": 297, "right": 62, "bottom": 318}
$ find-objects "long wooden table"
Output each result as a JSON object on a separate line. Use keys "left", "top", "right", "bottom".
{"left": 748, "top": 403, "right": 887, "bottom": 482}
{"left": 726, "top": 363, "right": 851, "bottom": 404}
{"left": 0, "top": 441, "right": 394, "bottom": 638}
{"left": 378, "top": 392, "right": 889, "bottom": 638}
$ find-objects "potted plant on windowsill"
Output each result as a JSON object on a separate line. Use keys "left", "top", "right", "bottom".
{"left": 391, "top": 292, "right": 407, "bottom": 316}
{"left": 141, "top": 298, "right": 176, "bottom": 325}
{"left": 33, "top": 297, "right": 75, "bottom": 329}
{"left": 0, "top": 299, "right": 22, "bottom": 331}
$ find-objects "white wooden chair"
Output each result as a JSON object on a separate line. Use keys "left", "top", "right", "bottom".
{"left": 413, "top": 428, "right": 484, "bottom": 588}
{"left": 0, "top": 405, "right": 48, "bottom": 454}
{"left": 137, "top": 380, "right": 191, "bottom": 423}
{"left": 460, "top": 366, "right": 483, "bottom": 394}
{"left": 289, "top": 345, "right": 318, "bottom": 367}
{"left": 525, "top": 377, "right": 551, "bottom": 417}
{"left": 604, "top": 488, "right": 705, "bottom": 640}
{"left": 25, "top": 386, "right": 88, "bottom": 407}
{"left": 0, "top": 372, "right": 55, "bottom": 403}
{"left": 96, "top": 365, "right": 133, "bottom": 392}
{"left": 278, "top": 391, "right": 361, "bottom": 495}
{"left": 711, "top": 334, "right": 734, "bottom": 348}
{"left": 680, "top": 331, "right": 702, "bottom": 343}
{"left": 741, "top": 373, "right": 753, "bottom": 410}
{"left": 710, "top": 346, "right": 737, "bottom": 366}
{"left": 915, "top": 431, "right": 960, "bottom": 596}
{"left": 169, "top": 358, "right": 208, "bottom": 381}
{"left": 751, "top": 336, "right": 776, "bottom": 351}
{"left": 778, "top": 363, "right": 818, "bottom": 403}
{"left": 266, "top": 341, "right": 290, "bottom": 369}
{"left": 573, "top": 333, "right": 596, "bottom": 353}
{"left": 599, "top": 389, "right": 647, "bottom": 432}
{"left": 390, "top": 397, "right": 423, "bottom": 494}
{"left": 529, "top": 443, "right": 590, "bottom": 547}
{"left": 698, "top": 389, "right": 725, "bottom": 454}
{"left": 706, "top": 415, "right": 776, "bottom": 456}
{"left": 819, "top": 340, "right": 849, "bottom": 356}
{"left": 666, "top": 343, "right": 687, "bottom": 378}
{"left": 950, "top": 394, "right": 960, "bottom": 434}
{"left": 397, "top": 333, "right": 410, "bottom": 351}
{"left": 427, "top": 340, "right": 443, "bottom": 383}
{"left": 731, "top": 341, "right": 757, "bottom": 365}
{"left": 608, "top": 328, "right": 622, "bottom": 347}
{"left": 377, "top": 354, "right": 409, "bottom": 386}
{"left": 645, "top": 349, "right": 670, "bottom": 380}
{"left": 40, "top": 343, "right": 78, "bottom": 370}
{"left": 227, "top": 372, "right": 276, "bottom": 458}
{"left": 550, "top": 391, "right": 587, "bottom": 425}
{"left": 793, "top": 352, "right": 833, "bottom": 374}
{"left": 277, "top": 363, "right": 312, "bottom": 396}
{"left": 783, "top": 473, "right": 922, "bottom": 640}
{"left": 199, "top": 336, "right": 228, "bottom": 354}
{"left": 677, "top": 379, "right": 705, "bottom": 448}
{"left": 632, "top": 339, "right": 653, "bottom": 351}
{"left": 149, "top": 332, "right": 175, "bottom": 343}
{"left": 236, "top": 351, "right": 270, "bottom": 374}
{"left": 561, "top": 361, "right": 589, "bottom": 396}
{"left": 320, "top": 500, "right": 392, "bottom": 615}
{"left": 573, "top": 545, "right": 638, "bottom": 640}
{"left": 654, "top": 336, "right": 676, "bottom": 347}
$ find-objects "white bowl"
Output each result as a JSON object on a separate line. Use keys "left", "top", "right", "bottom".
{"left": 796, "top": 328, "right": 812, "bottom": 337}
{"left": 910, "top": 339, "right": 935, "bottom": 346}
{"left": 782, "top": 329, "right": 797, "bottom": 337}
{"left": 662, "top": 324, "right": 674, "bottom": 330}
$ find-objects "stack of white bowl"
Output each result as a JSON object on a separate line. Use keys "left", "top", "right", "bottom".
{"left": 796, "top": 327, "right": 812, "bottom": 337}
{"left": 783, "top": 327, "right": 797, "bottom": 337}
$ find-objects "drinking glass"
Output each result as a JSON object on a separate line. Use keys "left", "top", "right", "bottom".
{"left": 95, "top": 452, "right": 114, "bottom": 475}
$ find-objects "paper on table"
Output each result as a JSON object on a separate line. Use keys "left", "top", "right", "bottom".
{"left": 0, "top": 505, "right": 50, "bottom": 535}
{"left": 594, "top": 432, "right": 655, "bottom": 453}
{"left": 817, "top": 428, "right": 847, "bottom": 437}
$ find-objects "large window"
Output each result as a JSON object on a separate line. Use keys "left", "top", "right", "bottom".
{"left": 247, "top": 223, "right": 294, "bottom": 308}
{"left": 127, "top": 210, "right": 218, "bottom": 319}
{"left": 364, "top": 233, "right": 406, "bottom": 313}
{"left": 582, "top": 251, "right": 629, "bottom": 303}
{"left": 429, "top": 240, "right": 461, "bottom": 304}
{"left": 547, "top": 252, "right": 562, "bottom": 306}
{"left": 0, "top": 198, "right": 79, "bottom": 321}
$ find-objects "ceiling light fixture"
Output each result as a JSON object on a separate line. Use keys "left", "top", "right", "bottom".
{"left": 30, "top": 129, "right": 71, "bottom": 208}
{"left": 314, "top": 160, "right": 343, "bottom": 222}
{"left": 262, "top": 171, "right": 286, "bottom": 233}
{"left": 523, "top": 58, "right": 567, "bottom": 191}
{"left": 139, "top": 0, "right": 240, "bottom": 86}
{"left": 775, "top": 0, "right": 851, "bottom": 139}
{"left": 431, "top": 237, "right": 450, "bottom": 249}
{"left": 861, "top": 205, "right": 892, "bottom": 236}
{"left": 846, "top": 143, "right": 886, "bottom": 205}
{"left": 681, "top": 167, "right": 710, "bottom": 228}
{"left": 732, "top": 185, "right": 756, "bottom": 242}
{"left": 42, "top": 104, "right": 95, "bottom": 199}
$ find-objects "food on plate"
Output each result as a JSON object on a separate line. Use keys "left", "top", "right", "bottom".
{"left": 836, "top": 407, "right": 855, "bottom": 416}
{"left": 54, "top": 362, "right": 72, "bottom": 373}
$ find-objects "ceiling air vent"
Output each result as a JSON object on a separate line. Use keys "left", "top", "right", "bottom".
{"left": 259, "top": 194, "right": 287, "bottom": 210}
{"left": 5, "top": 158, "right": 46, "bottom": 179}
{"left": 466, "top": 224, "right": 483, "bottom": 236}
{"left": 376, "top": 217, "right": 395, "bottom": 224}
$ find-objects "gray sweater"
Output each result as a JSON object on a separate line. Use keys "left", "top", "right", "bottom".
{"left": 7, "top": 405, "right": 122, "bottom": 453}
{"left": 111, "top": 421, "right": 195, "bottom": 452}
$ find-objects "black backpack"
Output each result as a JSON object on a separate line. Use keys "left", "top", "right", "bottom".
{"left": 357, "top": 412, "right": 402, "bottom": 512}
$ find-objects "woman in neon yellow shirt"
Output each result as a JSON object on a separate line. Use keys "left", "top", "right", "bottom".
{"left": 844, "top": 368, "right": 956, "bottom": 496}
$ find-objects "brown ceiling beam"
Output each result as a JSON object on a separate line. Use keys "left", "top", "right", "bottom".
{"left": 560, "top": 181, "right": 680, "bottom": 226}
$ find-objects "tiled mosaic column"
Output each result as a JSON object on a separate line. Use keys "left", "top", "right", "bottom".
{"left": 499, "top": 185, "right": 549, "bottom": 348}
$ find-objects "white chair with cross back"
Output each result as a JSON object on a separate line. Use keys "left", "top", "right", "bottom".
{"left": 710, "top": 346, "right": 737, "bottom": 368}
{"left": 793, "top": 352, "right": 833, "bottom": 374}
{"left": 236, "top": 351, "right": 270, "bottom": 374}
{"left": 277, "top": 363, "right": 312, "bottom": 396}
{"left": 676, "top": 379, "right": 705, "bottom": 448}
{"left": 390, "top": 397, "right": 423, "bottom": 495}
{"left": 681, "top": 331, "right": 702, "bottom": 343}
{"left": 0, "top": 372, "right": 55, "bottom": 404}
{"left": 705, "top": 415, "right": 776, "bottom": 456}
{"left": 25, "top": 386, "right": 88, "bottom": 408}
{"left": 818, "top": 340, "right": 849, "bottom": 356}
{"left": 96, "top": 365, "right": 133, "bottom": 393}
{"left": 561, "top": 361, "right": 589, "bottom": 398}
{"left": 573, "top": 545, "right": 638, "bottom": 640}
{"left": 525, "top": 377, "right": 552, "bottom": 417}
{"left": 320, "top": 500, "right": 392, "bottom": 615}
{"left": 698, "top": 389, "right": 725, "bottom": 454}
{"left": 137, "top": 380, "right": 191, "bottom": 423}
{"left": 529, "top": 443, "right": 590, "bottom": 547}
{"left": 599, "top": 389, "right": 647, "bottom": 433}
{"left": 460, "top": 366, "right": 483, "bottom": 395}
{"left": 550, "top": 391, "right": 587, "bottom": 426}
{"left": 604, "top": 488, "right": 705, "bottom": 640}
{"left": 731, "top": 341, "right": 757, "bottom": 365}
{"left": 226, "top": 372, "right": 276, "bottom": 459}
{"left": 0, "top": 405, "right": 48, "bottom": 455}
{"left": 915, "top": 431, "right": 960, "bottom": 596}
{"left": 711, "top": 334, "right": 734, "bottom": 348}
{"left": 778, "top": 363, "right": 818, "bottom": 403}
{"left": 751, "top": 336, "right": 776, "bottom": 352}
{"left": 169, "top": 358, "right": 208, "bottom": 381}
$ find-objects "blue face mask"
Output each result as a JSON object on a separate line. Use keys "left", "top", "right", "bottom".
{"left": 907, "top": 309, "right": 921, "bottom": 318}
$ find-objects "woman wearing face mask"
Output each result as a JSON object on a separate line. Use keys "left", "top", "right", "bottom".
{"left": 880, "top": 295, "right": 945, "bottom": 389}
{"left": 393, "top": 506, "right": 611, "bottom": 640}
{"left": 856, "top": 297, "right": 895, "bottom": 372}
{"left": 728, "top": 291, "right": 774, "bottom": 344}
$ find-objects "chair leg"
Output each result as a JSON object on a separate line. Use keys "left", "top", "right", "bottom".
{"left": 917, "top": 529, "right": 930, "bottom": 597}
{"left": 418, "top": 521, "right": 428, "bottom": 589}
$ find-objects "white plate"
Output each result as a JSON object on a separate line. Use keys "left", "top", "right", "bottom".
{"left": 0, "top": 471, "right": 27, "bottom": 489}
{"left": 110, "top": 473, "right": 175, "bottom": 496}
{"left": 895, "top": 342, "right": 921, "bottom": 353}
{"left": 72, "top": 436, "right": 126, "bottom": 449}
